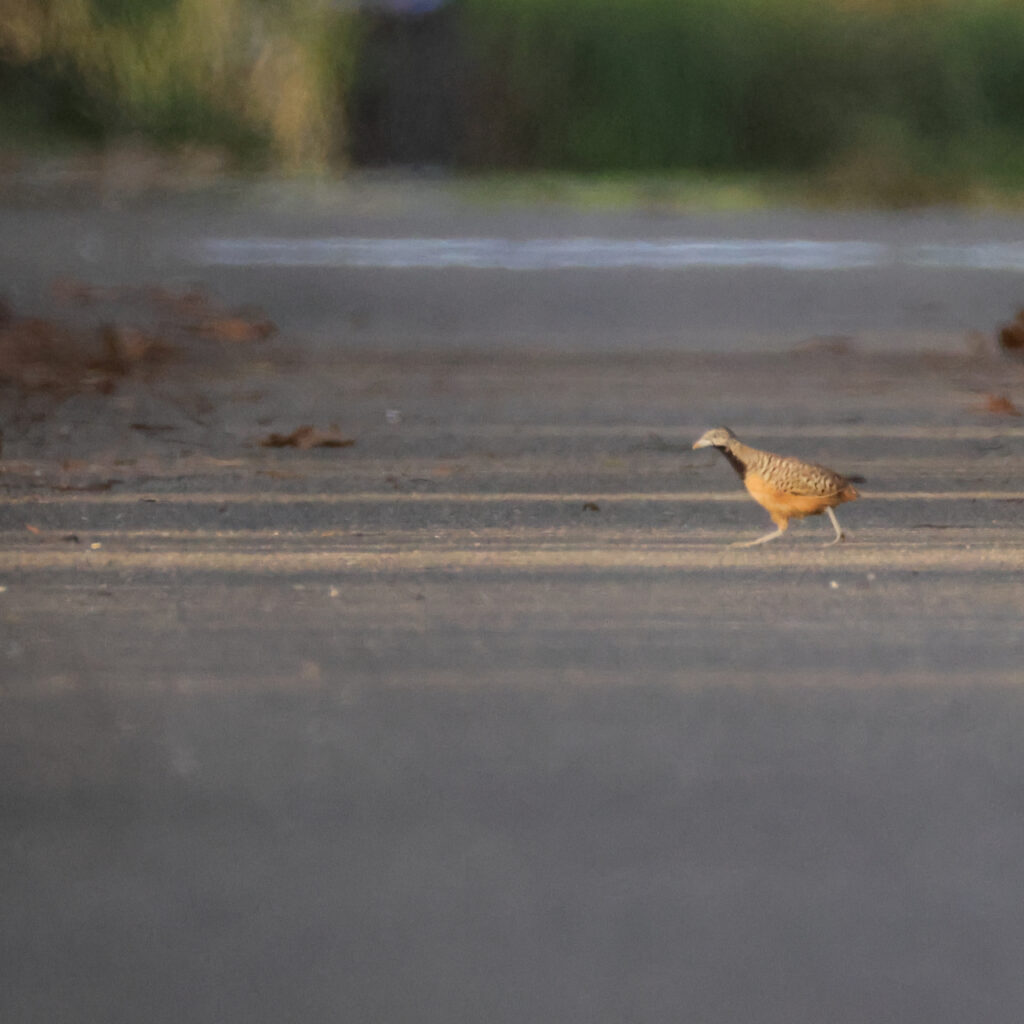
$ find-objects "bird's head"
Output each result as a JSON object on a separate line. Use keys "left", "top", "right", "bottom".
{"left": 692, "top": 426, "right": 737, "bottom": 450}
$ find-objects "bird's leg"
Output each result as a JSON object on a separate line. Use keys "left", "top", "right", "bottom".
{"left": 731, "top": 526, "right": 786, "bottom": 548}
{"left": 824, "top": 507, "right": 846, "bottom": 546}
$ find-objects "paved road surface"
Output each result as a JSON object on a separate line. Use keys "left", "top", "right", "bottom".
{"left": 4, "top": 182, "right": 1024, "bottom": 1022}
{"left": 4, "top": 176, "right": 1024, "bottom": 351}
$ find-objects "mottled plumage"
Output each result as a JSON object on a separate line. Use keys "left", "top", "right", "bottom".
{"left": 693, "top": 426, "right": 860, "bottom": 547}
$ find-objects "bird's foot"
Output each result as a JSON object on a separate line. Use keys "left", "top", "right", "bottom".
{"left": 730, "top": 529, "right": 785, "bottom": 548}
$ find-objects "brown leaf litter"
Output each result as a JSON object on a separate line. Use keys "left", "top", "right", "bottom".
{"left": 259, "top": 426, "right": 356, "bottom": 450}
{"left": 974, "top": 393, "right": 1022, "bottom": 417}
{"left": 998, "top": 310, "right": 1024, "bottom": 353}
{"left": 0, "top": 314, "right": 169, "bottom": 396}
{"left": 1, "top": 281, "right": 277, "bottom": 397}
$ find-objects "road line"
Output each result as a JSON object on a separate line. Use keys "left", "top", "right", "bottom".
{"left": 194, "top": 235, "right": 1024, "bottom": 272}
{"left": 0, "top": 537, "right": 1007, "bottom": 552}
{"left": 3, "top": 490, "right": 1024, "bottom": 505}
{"left": 3, "top": 545, "right": 1024, "bottom": 574}
{"left": 352, "top": 424, "right": 1024, "bottom": 441}
{"left": 196, "top": 237, "right": 889, "bottom": 271}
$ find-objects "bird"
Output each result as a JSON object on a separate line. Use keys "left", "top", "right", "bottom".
{"left": 692, "top": 426, "right": 861, "bottom": 547}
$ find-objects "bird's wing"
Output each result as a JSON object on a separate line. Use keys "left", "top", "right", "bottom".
{"left": 772, "top": 457, "right": 848, "bottom": 497}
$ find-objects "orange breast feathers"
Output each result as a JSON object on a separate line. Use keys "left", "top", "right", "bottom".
{"left": 743, "top": 469, "right": 859, "bottom": 528}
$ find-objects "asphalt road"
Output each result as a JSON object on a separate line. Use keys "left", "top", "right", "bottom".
{"left": 4, "top": 181, "right": 1024, "bottom": 1022}
{"left": 5, "top": 174, "right": 1024, "bottom": 352}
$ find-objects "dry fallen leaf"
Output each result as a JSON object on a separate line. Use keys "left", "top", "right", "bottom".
{"left": 998, "top": 310, "right": 1024, "bottom": 352}
{"left": 129, "top": 423, "right": 175, "bottom": 433}
{"left": 259, "top": 426, "right": 355, "bottom": 450}
{"left": 195, "top": 316, "right": 277, "bottom": 343}
{"left": 978, "top": 393, "right": 1022, "bottom": 416}
{"left": 55, "top": 479, "right": 121, "bottom": 492}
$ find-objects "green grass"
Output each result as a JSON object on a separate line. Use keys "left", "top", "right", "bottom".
{"left": 452, "top": 168, "right": 1024, "bottom": 214}
{"left": 458, "top": 0, "right": 1024, "bottom": 203}
{"left": 453, "top": 170, "right": 789, "bottom": 212}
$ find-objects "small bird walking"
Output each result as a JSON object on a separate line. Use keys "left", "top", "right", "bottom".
{"left": 693, "top": 426, "right": 861, "bottom": 547}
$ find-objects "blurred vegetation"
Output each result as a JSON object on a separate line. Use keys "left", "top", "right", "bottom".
{"left": 0, "top": 0, "right": 358, "bottom": 168}
{"left": 3, "top": 0, "right": 1024, "bottom": 204}
{"left": 459, "top": 0, "right": 1024, "bottom": 203}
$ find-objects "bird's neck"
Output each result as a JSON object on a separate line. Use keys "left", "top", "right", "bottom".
{"left": 716, "top": 441, "right": 750, "bottom": 480}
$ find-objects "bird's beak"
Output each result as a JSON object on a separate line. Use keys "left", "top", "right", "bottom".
{"left": 692, "top": 437, "right": 710, "bottom": 449}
